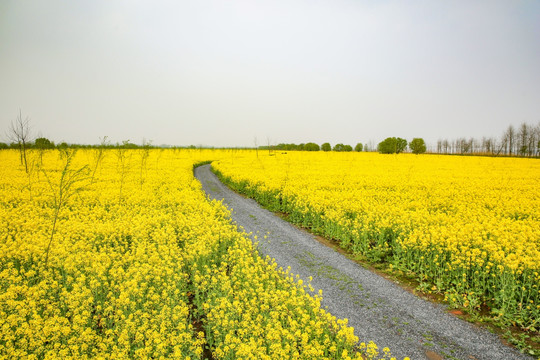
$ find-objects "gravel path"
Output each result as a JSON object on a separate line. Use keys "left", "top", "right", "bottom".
{"left": 194, "top": 164, "right": 531, "bottom": 360}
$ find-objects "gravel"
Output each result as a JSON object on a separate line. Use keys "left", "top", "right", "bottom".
{"left": 194, "top": 164, "right": 532, "bottom": 360}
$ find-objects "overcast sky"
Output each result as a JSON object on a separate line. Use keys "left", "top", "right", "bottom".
{"left": 1, "top": 1, "right": 539, "bottom": 147}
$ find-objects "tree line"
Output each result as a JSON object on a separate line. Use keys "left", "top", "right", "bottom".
{"left": 264, "top": 121, "right": 540, "bottom": 157}
{"left": 0, "top": 139, "right": 157, "bottom": 150}
{"left": 259, "top": 142, "right": 365, "bottom": 152}
{"left": 4, "top": 111, "right": 539, "bottom": 158}
{"left": 434, "top": 122, "right": 540, "bottom": 157}
{"left": 261, "top": 139, "right": 426, "bottom": 154}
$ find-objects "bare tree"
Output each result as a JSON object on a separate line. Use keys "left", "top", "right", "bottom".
{"left": 468, "top": 138, "right": 474, "bottom": 154}
{"left": 480, "top": 137, "right": 488, "bottom": 154}
{"left": 368, "top": 140, "right": 376, "bottom": 152}
{"left": 503, "top": 125, "right": 516, "bottom": 155}
{"left": 456, "top": 138, "right": 469, "bottom": 154}
{"left": 517, "top": 122, "right": 529, "bottom": 156}
{"left": 8, "top": 110, "right": 32, "bottom": 172}
{"left": 522, "top": 122, "right": 537, "bottom": 157}
{"left": 442, "top": 139, "right": 449, "bottom": 154}
{"left": 482, "top": 137, "right": 497, "bottom": 155}
{"left": 532, "top": 121, "right": 540, "bottom": 156}
{"left": 528, "top": 123, "right": 537, "bottom": 157}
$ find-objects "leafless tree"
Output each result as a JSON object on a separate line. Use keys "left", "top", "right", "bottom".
{"left": 481, "top": 137, "right": 497, "bottom": 155}
{"left": 8, "top": 110, "right": 32, "bottom": 172}
{"left": 481, "top": 137, "right": 489, "bottom": 154}
{"left": 424, "top": 121, "right": 540, "bottom": 157}
{"left": 442, "top": 139, "right": 449, "bottom": 154}
{"left": 528, "top": 123, "right": 537, "bottom": 157}
{"left": 503, "top": 125, "right": 516, "bottom": 155}
{"left": 517, "top": 122, "right": 529, "bottom": 156}
{"left": 470, "top": 138, "right": 478, "bottom": 154}
{"left": 534, "top": 122, "right": 540, "bottom": 156}
{"left": 456, "top": 138, "right": 470, "bottom": 154}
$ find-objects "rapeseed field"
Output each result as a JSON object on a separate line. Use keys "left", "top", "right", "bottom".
{"left": 0, "top": 149, "right": 400, "bottom": 359}
{"left": 213, "top": 151, "right": 540, "bottom": 331}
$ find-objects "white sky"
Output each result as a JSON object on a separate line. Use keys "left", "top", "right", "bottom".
{"left": 1, "top": 0, "right": 539, "bottom": 147}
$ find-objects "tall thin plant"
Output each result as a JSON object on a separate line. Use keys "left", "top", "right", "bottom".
{"left": 90, "top": 136, "right": 109, "bottom": 184}
{"left": 115, "top": 141, "right": 131, "bottom": 202}
{"left": 138, "top": 139, "right": 151, "bottom": 189}
{"left": 24, "top": 150, "right": 40, "bottom": 201}
{"left": 43, "top": 149, "right": 89, "bottom": 267}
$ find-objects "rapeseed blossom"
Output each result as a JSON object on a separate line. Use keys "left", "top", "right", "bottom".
{"left": 0, "top": 149, "right": 399, "bottom": 359}
{"left": 214, "top": 151, "right": 540, "bottom": 329}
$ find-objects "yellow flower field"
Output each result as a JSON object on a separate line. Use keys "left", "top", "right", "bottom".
{"left": 0, "top": 149, "right": 400, "bottom": 359}
{"left": 213, "top": 151, "right": 540, "bottom": 330}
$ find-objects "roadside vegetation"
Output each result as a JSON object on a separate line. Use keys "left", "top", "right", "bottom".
{"left": 213, "top": 151, "right": 540, "bottom": 357}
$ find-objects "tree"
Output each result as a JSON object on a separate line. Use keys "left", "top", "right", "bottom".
{"left": 8, "top": 110, "right": 32, "bottom": 172}
{"left": 304, "top": 142, "right": 320, "bottom": 151}
{"left": 34, "top": 137, "right": 55, "bottom": 164}
{"left": 481, "top": 137, "right": 496, "bottom": 155}
{"left": 377, "top": 137, "right": 407, "bottom": 154}
{"left": 503, "top": 125, "right": 516, "bottom": 155}
{"left": 409, "top": 138, "right": 427, "bottom": 154}
{"left": 57, "top": 142, "right": 69, "bottom": 150}
{"left": 535, "top": 121, "right": 540, "bottom": 157}
{"left": 354, "top": 143, "right": 363, "bottom": 152}
{"left": 321, "top": 143, "right": 331, "bottom": 152}
{"left": 516, "top": 122, "right": 537, "bottom": 157}
{"left": 333, "top": 143, "right": 345, "bottom": 151}
{"left": 0, "top": 142, "right": 8, "bottom": 150}
{"left": 332, "top": 143, "right": 353, "bottom": 152}
{"left": 35, "top": 137, "right": 55, "bottom": 149}
{"left": 457, "top": 138, "right": 471, "bottom": 154}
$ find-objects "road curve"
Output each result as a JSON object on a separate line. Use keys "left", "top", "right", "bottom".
{"left": 194, "top": 164, "right": 531, "bottom": 360}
